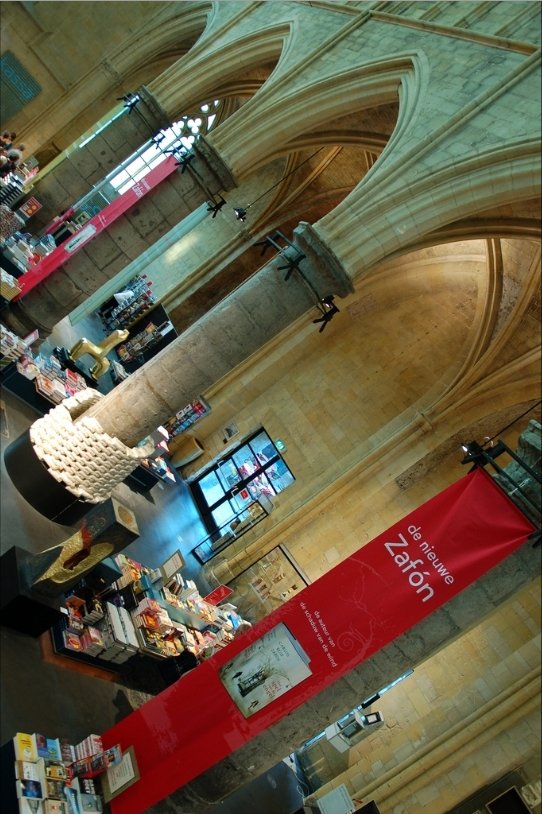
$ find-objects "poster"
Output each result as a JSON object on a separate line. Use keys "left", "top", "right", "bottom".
{"left": 102, "top": 469, "right": 534, "bottom": 814}
{"left": 220, "top": 623, "right": 312, "bottom": 717}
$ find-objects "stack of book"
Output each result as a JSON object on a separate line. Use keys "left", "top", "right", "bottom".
{"left": 9, "top": 731, "right": 108, "bottom": 813}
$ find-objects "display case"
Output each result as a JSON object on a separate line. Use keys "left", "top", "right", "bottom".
{"left": 192, "top": 499, "right": 271, "bottom": 564}
{"left": 115, "top": 304, "right": 177, "bottom": 373}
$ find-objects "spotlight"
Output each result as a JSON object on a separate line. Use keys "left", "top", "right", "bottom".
{"left": 313, "top": 295, "right": 340, "bottom": 333}
{"left": 460, "top": 441, "right": 485, "bottom": 465}
{"left": 234, "top": 207, "right": 247, "bottom": 222}
{"left": 116, "top": 92, "right": 140, "bottom": 113}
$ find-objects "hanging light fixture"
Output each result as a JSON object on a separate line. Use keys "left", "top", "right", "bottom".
{"left": 233, "top": 207, "right": 247, "bottom": 221}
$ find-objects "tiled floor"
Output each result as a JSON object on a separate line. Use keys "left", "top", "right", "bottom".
{"left": 0, "top": 316, "right": 304, "bottom": 813}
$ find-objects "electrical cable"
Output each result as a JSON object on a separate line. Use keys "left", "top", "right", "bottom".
{"left": 483, "top": 399, "right": 541, "bottom": 445}
{"left": 241, "top": 147, "right": 325, "bottom": 212}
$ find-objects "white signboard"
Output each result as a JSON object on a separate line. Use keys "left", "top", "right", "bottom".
{"left": 317, "top": 784, "right": 356, "bottom": 814}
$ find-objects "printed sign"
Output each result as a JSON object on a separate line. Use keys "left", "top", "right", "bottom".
{"left": 14, "top": 156, "right": 178, "bottom": 299}
{"left": 102, "top": 469, "right": 534, "bottom": 814}
{"left": 220, "top": 623, "right": 311, "bottom": 716}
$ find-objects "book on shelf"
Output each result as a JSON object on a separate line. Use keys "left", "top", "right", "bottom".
{"left": 44, "top": 778, "right": 67, "bottom": 801}
{"left": 59, "top": 739, "right": 76, "bottom": 766}
{"left": 78, "top": 793, "right": 103, "bottom": 813}
{"left": 44, "top": 760, "right": 68, "bottom": 781}
{"left": 14, "top": 758, "right": 46, "bottom": 782}
{"left": 63, "top": 785, "right": 82, "bottom": 814}
{"left": 45, "top": 738, "right": 62, "bottom": 762}
{"left": 43, "top": 801, "right": 68, "bottom": 814}
{"left": 16, "top": 777, "right": 44, "bottom": 799}
{"left": 70, "top": 744, "right": 122, "bottom": 780}
{"left": 18, "top": 799, "right": 45, "bottom": 814}
{"left": 31, "top": 734, "right": 49, "bottom": 760}
{"left": 75, "top": 734, "right": 103, "bottom": 760}
{"left": 13, "top": 733, "right": 38, "bottom": 763}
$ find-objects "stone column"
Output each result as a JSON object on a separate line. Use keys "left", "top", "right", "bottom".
{"left": 3, "top": 130, "right": 238, "bottom": 338}
{"left": 148, "top": 533, "right": 540, "bottom": 812}
{"left": 4, "top": 223, "right": 352, "bottom": 516}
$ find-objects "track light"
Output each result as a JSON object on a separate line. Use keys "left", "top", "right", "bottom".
{"left": 313, "top": 295, "right": 340, "bottom": 333}
{"left": 234, "top": 207, "right": 247, "bottom": 221}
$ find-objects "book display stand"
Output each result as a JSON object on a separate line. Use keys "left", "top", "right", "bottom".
{"left": 50, "top": 549, "right": 247, "bottom": 680}
{"left": 0, "top": 498, "right": 139, "bottom": 637}
{"left": 1, "top": 730, "right": 126, "bottom": 814}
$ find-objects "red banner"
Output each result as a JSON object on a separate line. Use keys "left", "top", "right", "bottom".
{"left": 102, "top": 469, "right": 533, "bottom": 813}
{"left": 14, "top": 156, "right": 179, "bottom": 299}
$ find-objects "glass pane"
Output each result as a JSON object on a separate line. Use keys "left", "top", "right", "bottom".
{"left": 140, "top": 145, "right": 157, "bottom": 163}
{"left": 110, "top": 169, "right": 130, "bottom": 188}
{"left": 212, "top": 501, "right": 236, "bottom": 530}
{"left": 198, "top": 471, "right": 225, "bottom": 508}
{"left": 264, "top": 459, "right": 295, "bottom": 493}
{"left": 248, "top": 431, "right": 275, "bottom": 462}
{"left": 128, "top": 156, "right": 145, "bottom": 173}
{"left": 247, "top": 472, "right": 275, "bottom": 500}
{"left": 231, "top": 487, "right": 253, "bottom": 512}
{"left": 216, "top": 460, "right": 241, "bottom": 491}
{"left": 148, "top": 153, "right": 166, "bottom": 169}
{"left": 132, "top": 167, "right": 151, "bottom": 183}
{"left": 117, "top": 180, "right": 135, "bottom": 195}
{"left": 232, "top": 445, "right": 259, "bottom": 477}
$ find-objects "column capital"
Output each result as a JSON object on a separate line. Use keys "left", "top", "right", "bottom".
{"left": 292, "top": 221, "right": 354, "bottom": 299}
{"left": 192, "top": 135, "right": 238, "bottom": 194}
{"left": 135, "top": 85, "right": 172, "bottom": 132}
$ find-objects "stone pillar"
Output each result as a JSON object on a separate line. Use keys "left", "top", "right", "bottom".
{"left": 148, "top": 539, "right": 540, "bottom": 812}
{"left": 4, "top": 223, "right": 352, "bottom": 514}
{"left": 3, "top": 131, "right": 238, "bottom": 338}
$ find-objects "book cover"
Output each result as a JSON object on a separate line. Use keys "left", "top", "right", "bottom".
{"left": 58, "top": 739, "right": 76, "bottom": 765}
{"left": 16, "top": 777, "right": 43, "bottom": 799}
{"left": 78, "top": 793, "right": 103, "bottom": 813}
{"left": 43, "top": 802, "right": 68, "bottom": 814}
{"left": 18, "top": 800, "right": 45, "bottom": 814}
{"left": 219, "top": 622, "right": 312, "bottom": 717}
{"left": 63, "top": 785, "right": 82, "bottom": 814}
{"left": 32, "top": 734, "right": 49, "bottom": 760}
{"left": 15, "top": 758, "right": 45, "bottom": 781}
{"left": 46, "top": 738, "right": 62, "bottom": 762}
{"left": 44, "top": 760, "right": 68, "bottom": 780}
{"left": 44, "top": 778, "right": 67, "bottom": 800}
{"left": 14, "top": 733, "right": 38, "bottom": 762}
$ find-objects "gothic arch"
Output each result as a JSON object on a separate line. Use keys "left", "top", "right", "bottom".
{"left": 151, "top": 24, "right": 289, "bottom": 121}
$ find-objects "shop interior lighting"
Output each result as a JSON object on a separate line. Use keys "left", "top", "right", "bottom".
{"left": 313, "top": 295, "right": 340, "bottom": 333}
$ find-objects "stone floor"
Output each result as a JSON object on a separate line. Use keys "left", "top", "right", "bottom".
{"left": 0, "top": 314, "right": 305, "bottom": 813}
